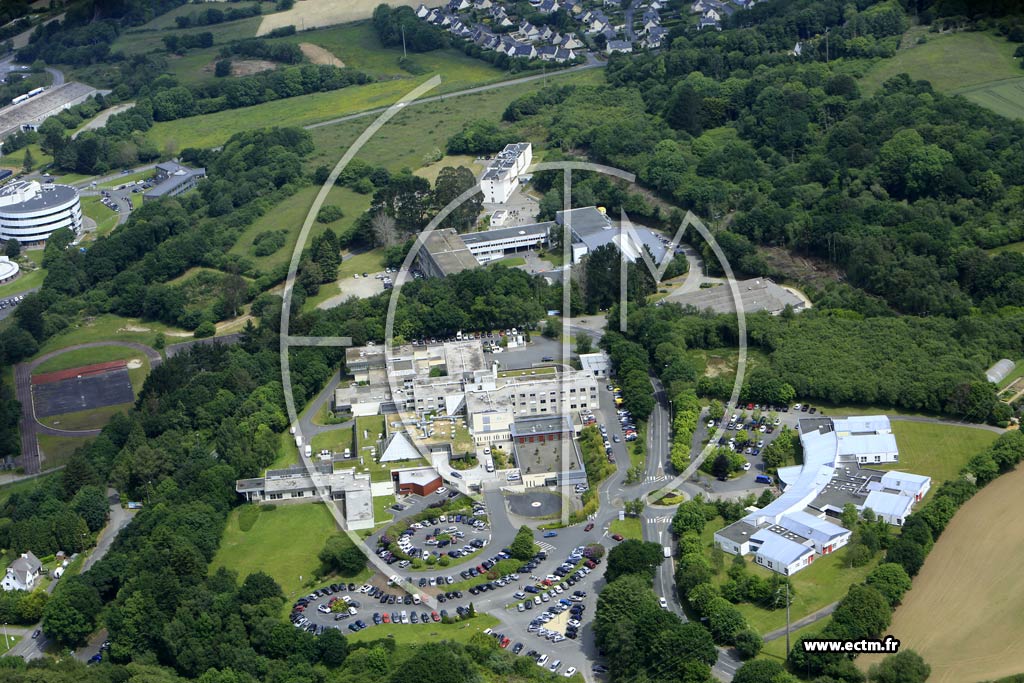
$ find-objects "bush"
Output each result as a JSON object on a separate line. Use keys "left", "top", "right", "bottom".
{"left": 316, "top": 205, "right": 344, "bottom": 224}
{"left": 193, "top": 321, "right": 216, "bottom": 338}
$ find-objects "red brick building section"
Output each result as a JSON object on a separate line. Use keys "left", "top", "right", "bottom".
{"left": 395, "top": 467, "right": 442, "bottom": 496}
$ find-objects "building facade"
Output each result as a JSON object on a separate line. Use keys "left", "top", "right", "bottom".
{"left": 480, "top": 142, "right": 532, "bottom": 204}
{"left": 2, "top": 552, "right": 41, "bottom": 592}
{"left": 0, "top": 180, "right": 82, "bottom": 244}
{"left": 143, "top": 161, "right": 206, "bottom": 202}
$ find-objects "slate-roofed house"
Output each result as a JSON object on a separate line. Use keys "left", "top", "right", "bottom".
{"left": 556, "top": 32, "right": 584, "bottom": 49}
{"left": 2, "top": 552, "right": 41, "bottom": 592}
{"left": 644, "top": 25, "right": 668, "bottom": 48}
{"left": 537, "top": 0, "right": 560, "bottom": 13}
{"left": 416, "top": 3, "right": 430, "bottom": 18}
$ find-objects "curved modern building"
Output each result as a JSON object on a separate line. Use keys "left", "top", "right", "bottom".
{"left": 0, "top": 180, "right": 82, "bottom": 244}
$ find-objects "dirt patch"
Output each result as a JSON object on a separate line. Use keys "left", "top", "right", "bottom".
{"left": 256, "top": 0, "right": 421, "bottom": 35}
{"left": 201, "top": 59, "right": 277, "bottom": 77}
{"left": 704, "top": 355, "right": 734, "bottom": 378}
{"left": 759, "top": 246, "right": 842, "bottom": 287}
{"left": 299, "top": 42, "right": 345, "bottom": 67}
{"left": 857, "top": 465, "right": 1024, "bottom": 682}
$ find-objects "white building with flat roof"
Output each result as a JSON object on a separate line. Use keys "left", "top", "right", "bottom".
{"left": 480, "top": 142, "right": 532, "bottom": 204}
{"left": 0, "top": 180, "right": 81, "bottom": 244}
{"left": 714, "top": 415, "right": 930, "bottom": 575}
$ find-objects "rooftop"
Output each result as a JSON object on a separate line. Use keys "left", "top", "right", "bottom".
{"left": 0, "top": 181, "right": 78, "bottom": 214}
{"left": 396, "top": 467, "right": 442, "bottom": 486}
{"left": 422, "top": 228, "right": 479, "bottom": 276}
{"left": 144, "top": 162, "right": 205, "bottom": 199}
{"left": 511, "top": 415, "right": 573, "bottom": 437}
{"left": 461, "top": 221, "right": 552, "bottom": 245}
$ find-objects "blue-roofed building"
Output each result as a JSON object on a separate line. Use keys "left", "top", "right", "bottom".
{"left": 714, "top": 414, "right": 931, "bottom": 575}
{"left": 555, "top": 206, "right": 670, "bottom": 265}
{"left": 143, "top": 161, "right": 206, "bottom": 202}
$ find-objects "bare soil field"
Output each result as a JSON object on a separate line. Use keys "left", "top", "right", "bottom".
{"left": 299, "top": 42, "right": 344, "bottom": 67}
{"left": 200, "top": 59, "right": 277, "bottom": 77}
{"left": 256, "top": 0, "right": 420, "bottom": 36}
{"left": 858, "top": 465, "right": 1024, "bottom": 682}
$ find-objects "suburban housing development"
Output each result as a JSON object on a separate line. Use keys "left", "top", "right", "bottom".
{"left": 714, "top": 416, "right": 932, "bottom": 575}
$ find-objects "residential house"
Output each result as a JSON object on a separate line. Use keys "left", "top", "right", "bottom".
{"left": 606, "top": 38, "right": 632, "bottom": 54}
{"left": 1, "top": 552, "right": 41, "bottom": 592}
{"left": 416, "top": 3, "right": 430, "bottom": 18}
{"left": 537, "top": 0, "right": 560, "bottom": 13}
{"left": 447, "top": 0, "right": 471, "bottom": 11}
{"left": 473, "top": 0, "right": 493, "bottom": 8}
{"left": 537, "top": 45, "right": 578, "bottom": 62}
{"left": 556, "top": 32, "right": 584, "bottom": 49}
{"left": 644, "top": 25, "right": 668, "bottom": 48}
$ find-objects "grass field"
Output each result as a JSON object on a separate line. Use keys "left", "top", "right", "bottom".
{"left": 38, "top": 403, "right": 132, "bottom": 431}
{"left": 732, "top": 548, "right": 879, "bottom": 634}
{"left": 990, "top": 240, "right": 1024, "bottom": 255}
{"left": 997, "top": 360, "right": 1024, "bottom": 391}
{"left": 211, "top": 503, "right": 339, "bottom": 601}
{"left": 0, "top": 144, "right": 52, "bottom": 172}
{"left": 860, "top": 31, "right": 1021, "bottom": 94}
{"left": 311, "top": 427, "right": 353, "bottom": 454}
{"left": 36, "top": 433, "right": 94, "bottom": 469}
{"left": 228, "top": 185, "right": 371, "bottom": 273}
{"left": 81, "top": 195, "right": 120, "bottom": 239}
{"left": 0, "top": 264, "right": 45, "bottom": 298}
{"left": 343, "top": 613, "right": 499, "bottom": 645}
{"left": 0, "top": 634, "right": 21, "bottom": 653}
{"left": 857, "top": 465, "right": 1024, "bottom": 682}
{"left": 113, "top": 15, "right": 264, "bottom": 54}
{"left": 34, "top": 343, "right": 145, "bottom": 373}
{"left": 760, "top": 620, "right": 824, "bottom": 661}
{"left": 609, "top": 517, "right": 643, "bottom": 540}
{"left": 305, "top": 68, "right": 603, "bottom": 174}
{"left": 882, "top": 421, "right": 999, "bottom": 487}
{"left": 33, "top": 314, "right": 190, "bottom": 355}
{"left": 136, "top": 1, "right": 272, "bottom": 30}
{"left": 959, "top": 77, "right": 1024, "bottom": 120}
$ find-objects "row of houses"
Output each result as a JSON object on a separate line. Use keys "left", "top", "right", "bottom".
{"left": 416, "top": 2, "right": 584, "bottom": 63}
{"left": 691, "top": 0, "right": 755, "bottom": 30}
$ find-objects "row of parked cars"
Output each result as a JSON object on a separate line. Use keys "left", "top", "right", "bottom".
{"left": 0, "top": 295, "right": 23, "bottom": 310}
{"left": 384, "top": 509, "right": 489, "bottom": 563}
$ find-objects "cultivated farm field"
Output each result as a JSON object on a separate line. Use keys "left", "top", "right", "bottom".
{"left": 256, "top": 0, "right": 421, "bottom": 35}
{"left": 858, "top": 465, "right": 1024, "bottom": 682}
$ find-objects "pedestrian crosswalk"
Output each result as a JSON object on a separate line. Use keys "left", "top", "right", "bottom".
{"left": 537, "top": 541, "right": 557, "bottom": 553}
{"left": 647, "top": 516, "right": 673, "bottom": 524}
{"left": 644, "top": 475, "right": 668, "bottom": 484}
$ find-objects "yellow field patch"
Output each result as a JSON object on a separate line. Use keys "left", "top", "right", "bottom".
{"left": 299, "top": 42, "right": 344, "bottom": 67}
{"left": 858, "top": 465, "right": 1024, "bottom": 682}
{"left": 256, "top": 0, "right": 420, "bottom": 35}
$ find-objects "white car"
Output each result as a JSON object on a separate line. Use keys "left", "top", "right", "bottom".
{"left": 318, "top": 604, "right": 331, "bottom": 614}
{"left": 436, "top": 486, "right": 448, "bottom": 494}
{"left": 537, "top": 654, "right": 549, "bottom": 667}
{"left": 659, "top": 597, "right": 668, "bottom": 609}
{"left": 742, "top": 462, "right": 751, "bottom": 471}
{"left": 707, "top": 420, "right": 715, "bottom": 428}
{"left": 564, "top": 667, "right": 577, "bottom": 678}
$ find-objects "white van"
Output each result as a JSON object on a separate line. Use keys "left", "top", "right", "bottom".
{"left": 412, "top": 594, "right": 422, "bottom": 605}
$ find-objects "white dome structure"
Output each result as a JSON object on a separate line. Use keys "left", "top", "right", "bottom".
{"left": 0, "top": 180, "right": 82, "bottom": 244}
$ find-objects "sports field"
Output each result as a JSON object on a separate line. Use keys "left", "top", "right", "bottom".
{"left": 210, "top": 503, "right": 340, "bottom": 601}
{"left": 858, "top": 465, "right": 1024, "bottom": 682}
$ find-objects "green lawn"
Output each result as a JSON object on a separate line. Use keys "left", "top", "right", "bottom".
{"left": 759, "top": 620, "right": 826, "bottom": 661}
{"left": 997, "top": 359, "right": 1024, "bottom": 391}
{"left": 373, "top": 494, "right": 396, "bottom": 527}
{"left": 33, "top": 341, "right": 147, "bottom": 375}
{"left": 343, "top": 614, "right": 499, "bottom": 645}
{"left": 210, "top": 503, "right": 339, "bottom": 602}
{"left": 36, "top": 434, "right": 95, "bottom": 469}
{"left": 228, "top": 184, "right": 371, "bottom": 274}
{"left": 113, "top": 15, "right": 264, "bottom": 54}
{"left": 860, "top": 30, "right": 1021, "bottom": 94}
{"left": 338, "top": 249, "right": 386, "bottom": 278}
{"left": 135, "top": 1, "right": 272, "bottom": 30}
{"left": 81, "top": 195, "right": 120, "bottom": 238}
{"left": 272, "top": 430, "right": 299, "bottom": 470}
{"left": 491, "top": 256, "right": 525, "bottom": 268}
{"left": 312, "top": 427, "right": 353, "bottom": 454}
{"left": 33, "top": 314, "right": 189, "bottom": 355}
{"left": 609, "top": 517, "right": 643, "bottom": 541}
{"left": 0, "top": 634, "right": 20, "bottom": 653}
{"left": 97, "top": 169, "right": 153, "bottom": 189}
{"left": 38, "top": 403, "right": 132, "bottom": 431}
{"left": 732, "top": 548, "right": 879, "bottom": 635}
{"left": 0, "top": 264, "right": 45, "bottom": 298}
{"left": 989, "top": 240, "right": 1024, "bottom": 256}
{"left": 881, "top": 420, "right": 999, "bottom": 487}
{"left": 305, "top": 67, "right": 604, "bottom": 175}
{"left": 277, "top": 21, "right": 506, "bottom": 86}
{"left": 0, "top": 144, "right": 52, "bottom": 172}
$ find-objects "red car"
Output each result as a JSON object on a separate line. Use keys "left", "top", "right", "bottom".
{"left": 431, "top": 611, "right": 441, "bottom": 622}
{"left": 500, "top": 637, "right": 511, "bottom": 648}
{"left": 611, "top": 533, "right": 624, "bottom": 542}
{"left": 382, "top": 613, "right": 391, "bottom": 623}
{"left": 584, "top": 523, "right": 594, "bottom": 532}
